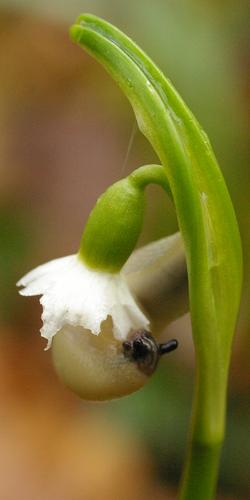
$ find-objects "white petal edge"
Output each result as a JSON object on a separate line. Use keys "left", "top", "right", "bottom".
{"left": 17, "top": 255, "right": 149, "bottom": 348}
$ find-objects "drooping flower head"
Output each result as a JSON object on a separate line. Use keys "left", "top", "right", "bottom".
{"left": 18, "top": 166, "right": 181, "bottom": 400}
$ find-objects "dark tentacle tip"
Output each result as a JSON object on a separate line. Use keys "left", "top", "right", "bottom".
{"left": 159, "top": 339, "right": 178, "bottom": 355}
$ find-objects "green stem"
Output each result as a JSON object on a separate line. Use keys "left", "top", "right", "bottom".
{"left": 179, "top": 357, "right": 226, "bottom": 499}
{"left": 129, "top": 163, "right": 171, "bottom": 197}
{"left": 179, "top": 440, "right": 222, "bottom": 500}
{"left": 70, "top": 15, "right": 242, "bottom": 499}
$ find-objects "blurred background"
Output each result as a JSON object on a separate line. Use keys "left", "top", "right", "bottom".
{"left": 0, "top": 1, "right": 249, "bottom": 499}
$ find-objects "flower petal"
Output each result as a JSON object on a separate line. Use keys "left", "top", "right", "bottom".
{"left": 17, "top": 255, "right": 149, "bottom": 348}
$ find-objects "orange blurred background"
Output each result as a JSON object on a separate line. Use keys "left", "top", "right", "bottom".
{"left": 0, "top": 2, "right": 249, "bottom": 499}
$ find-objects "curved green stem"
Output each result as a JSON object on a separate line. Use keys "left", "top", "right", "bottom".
{"left": 70, "top": 15, "right": 242, "bottom": 499}
{"left": 129, "top": 163, "right": 171, "bottom": 197}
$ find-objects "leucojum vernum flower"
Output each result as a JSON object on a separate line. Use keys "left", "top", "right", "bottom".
{"left": 17, "top": 15, "right": 242, "bottom": 500}
{"left": 18, "top": 164, "right": 186, "bottom": 400}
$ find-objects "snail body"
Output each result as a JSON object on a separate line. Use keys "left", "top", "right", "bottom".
{"left": 52, "top": 321, "right": 148, "bottom": 401}
{"left": 52, "top": 319, "right": 177, "bottom": 401}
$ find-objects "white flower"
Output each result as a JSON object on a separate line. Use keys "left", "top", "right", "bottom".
{"left": 17, "top": 254, "right": 150, "bottom": 349}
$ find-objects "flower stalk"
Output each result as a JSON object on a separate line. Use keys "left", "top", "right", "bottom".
{"left": 70, "top": 14, "right": 242, "bottom": 498}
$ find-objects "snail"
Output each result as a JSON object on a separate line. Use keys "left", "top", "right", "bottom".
{"left": 52, "top": 321, "right": 178, "bottom": 401}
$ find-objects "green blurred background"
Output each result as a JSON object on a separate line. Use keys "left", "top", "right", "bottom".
{"left": 0, "top": 1, "right": 249, "bottom": 499}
